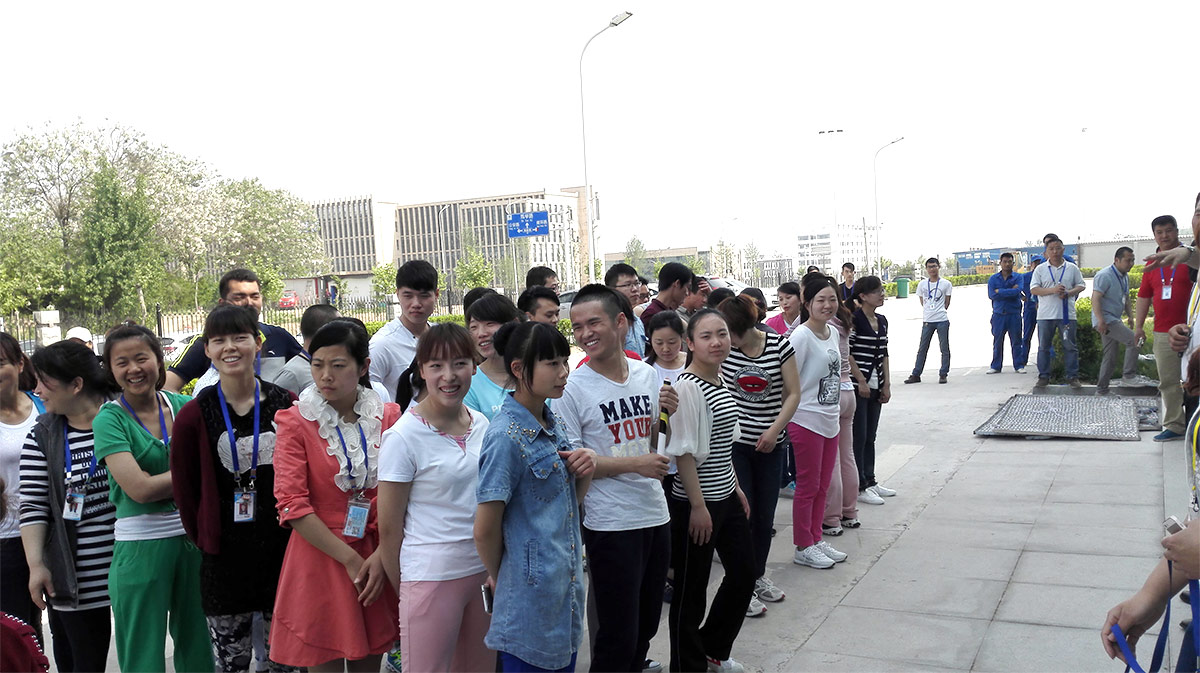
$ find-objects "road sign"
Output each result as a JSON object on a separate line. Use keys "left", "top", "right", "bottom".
{"left": 506, "top": 211, "right": 550, "bottom": 238}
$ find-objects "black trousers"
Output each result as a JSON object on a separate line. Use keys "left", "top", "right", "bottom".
{"left": 730, "top": 442, "right": 783, "bottom": 579}
{"left": 667, "top": 494, "right": 756, "bottom": 673}
{"left": 852, "top": 390, "right": 883, "bottom": 488}
{"left": 48, "top": 606, "right": 111, "bottom": 673}
{"left": 582, "top": 522, "right": 671, "bottom": 673}
{"left": 0, "top": 535, "right": 42, "bottom": 645}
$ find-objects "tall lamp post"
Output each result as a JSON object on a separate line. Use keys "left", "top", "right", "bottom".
{"left": 873, "top": 136, "right": 904, "bottom": 277}
{"left": 579, "top": 11, "right": 632, "bottom": 283}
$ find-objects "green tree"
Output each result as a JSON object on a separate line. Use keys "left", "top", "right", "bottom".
{"left": 652, "top": 259, "right": 666, "bottom": 279}
{"left": 624, "top": 236, "right": 648, "bottom": 276}
{"left": 684, "top": 256, "right": 707, "bottom": 276}
{"left": 456, "top": 225, "right": 494, "bottom": 290}
{"left": 372, "top": 262, "right": 396, "bottom": 299}
{"left": 743, "top": 242, "right": 761, "bottom": 283}
{"left": 713, "top": 239, "right": 738, "bottom": 277}
{"left": 68, "top": 160, "right": 161, "bottom": 319}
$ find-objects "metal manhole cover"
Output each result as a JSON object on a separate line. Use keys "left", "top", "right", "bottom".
{"left": 974, "top": 394, "right": 1140, "bottom": 440}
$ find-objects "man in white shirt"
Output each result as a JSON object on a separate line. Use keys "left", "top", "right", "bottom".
{"left": 369, "top": 260, "right": 438, "bottom": 400}
{"left": 556, "top": 284, "right": 678, "bottom": 673}
{"left": 905, "top": 258, "right": 953, "bottom": 384}
{"left": 1031, "top": 238, "right": 1086, "bottom": 388}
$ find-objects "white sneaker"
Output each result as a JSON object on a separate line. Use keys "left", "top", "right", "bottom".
{"left": 872, "top": 484, "right": 897, "bottom": 497}
{"left": 793, "top": 545, "right": 835, "bottom": 569}
{"left": 857, "top": 488, "right": 885, "bottom": 505}
{"left": 707, "top": 657, "right": 745, "bottom": 673}
{"left": 745, "top": 595, "right": 767, "bottom": 617}
{"left": 816, "top": 540, "right": 848, "bottom": 562}
{"left": 755, "top": 575, "right": 785, "bottom": 602}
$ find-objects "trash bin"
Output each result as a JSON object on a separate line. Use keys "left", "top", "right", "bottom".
{"left": 896, "top": 277, "right": 910, "bottom": 298}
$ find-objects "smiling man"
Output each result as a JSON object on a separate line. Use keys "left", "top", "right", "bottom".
{"left": 555, "top": 284, "right": 677, "bottom": 673}
{"left": 369, "top": 259, "right": 439, "bottom": 400}
{"left": 165, "top": 268, "right": 303, "bottom": 393}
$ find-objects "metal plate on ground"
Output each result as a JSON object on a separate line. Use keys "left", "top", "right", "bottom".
{"left": 974, "top": 394, "right": 1140, "bottom": 441}
{"left": 1128, "top": 396, "right": 1160, "bottom": 431}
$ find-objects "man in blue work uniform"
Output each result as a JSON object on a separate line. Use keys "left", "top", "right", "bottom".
{"left": 1016, "top": 256, "right": 1043, "bottom": 372}
{"left": 987, "top": 252, "right": 1024, "bottom": 373}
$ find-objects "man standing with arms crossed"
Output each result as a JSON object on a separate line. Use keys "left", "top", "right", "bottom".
{"left": 1092, "top": 247, "right": 1142, "bottom": 394}
{"left": 1136, "top": 215, "right": 1194, "bottom": 440}
{"left": 905, "top": 258, "right": 952, "bottom": 384}
{"left": 1032, "top": 238, "right": 1086, "bottom": 389}
{"left": 987, "top": 252, "right": 1024, "bottom": 374}
{"left": 556, "top": 285, "right": 678, "bottom": 673}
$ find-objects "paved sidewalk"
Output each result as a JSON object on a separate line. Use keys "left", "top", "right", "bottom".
{"left": 621, "top": 366, "right": 1182, "bottom": 672}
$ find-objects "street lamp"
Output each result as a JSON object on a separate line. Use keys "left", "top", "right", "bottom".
{"left": 579, "top": 11, "right": 633, "bottom": 283}
{"left": 873, "top": 136, "right": 904, "bottom": 277}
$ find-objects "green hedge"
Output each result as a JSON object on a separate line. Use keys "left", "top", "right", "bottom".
{"left": 1042, "top": 297, "right": 1157, "bottom": 383}
{"left": 365, "top": 316, "right": 575, "bottom": 345}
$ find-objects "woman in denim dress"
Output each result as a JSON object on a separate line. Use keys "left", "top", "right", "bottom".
{"left": 474, "top": 322, "right": 597, "bottom": 673}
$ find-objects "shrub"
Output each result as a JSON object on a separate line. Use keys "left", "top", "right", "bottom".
{"left": 1042, "top": 297, "right": 1156, "bottom": 383}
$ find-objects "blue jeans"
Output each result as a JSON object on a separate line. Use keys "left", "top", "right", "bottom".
{"left": 990, "top": 313, "right": 1022, "bottom": 371}
{"left": 912, "top": 321, "right": 950, "bottom": 377}
{"left": 500, "top": 651, "right": 577, "bottom": 672}
{"left": 1036, "top": 319, "right": 1078, "bottom": 379}
{"left": 1017, "top": 308, "right": 1037, "bottom": 369}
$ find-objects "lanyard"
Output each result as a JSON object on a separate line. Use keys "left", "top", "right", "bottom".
{"left": 217, "top": 380, "right": 260, "bottom": 489}
{"left": 62, "top": 421, "right": 97, "bottom": 489}
{"left": 1112, "top": 265, "right": 1129, "bottom": 297}
{"left": 120, "top": 394, "right": 170, "bottom": 451}
{"left": 1159, "top": 264, "right": 1176, "bottom": 289}
{"left": 1189, "top": 415, "right": 1200, "bottom": 513}
{"left": 1189, "top": 282, "right": 1200, "bottom": 327}
{"left": 842, "top": 284, "right": 851, "bottom": 300}
{"left": 1049, "top": 264, "right": 1070, "bottom": 324}
{"left": 335, "top": 424, "right": 370, "bottom": 489}
{"left": 927, "top": 279, "right": 939, "bottom": 300}
{"left": 1110, "top": 562, "right": 1199, "bottom": 673}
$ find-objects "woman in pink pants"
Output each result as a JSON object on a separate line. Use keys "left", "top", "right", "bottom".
{"left": 823, "top": 300, "right": 861, "bottom": 537}
{"left": 787, "top": 273, "right": 848, "bottom": 569}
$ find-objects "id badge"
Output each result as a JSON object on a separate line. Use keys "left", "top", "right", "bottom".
{"left": 233, "top": 489, "right": 256, "bottom": 523}
{"left": 343, "top": 493, "right": 370, "bottom": 539}
{"left": 64, "top": 492, "right": 85, "bottom": 521}
{"left": 1162, "top": 285, "right": 1173, "bottom": 301}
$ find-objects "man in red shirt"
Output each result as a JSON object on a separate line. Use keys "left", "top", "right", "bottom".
{"left": 1135, "top": 214, "right": 1194, "bottom": 441}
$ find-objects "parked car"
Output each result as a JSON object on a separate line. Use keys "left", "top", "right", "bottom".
{"left": 557, "top": 290, "right": 575, "bottom": 319}
{"left": 278, "top": 290, "right": 299, "bottom": 309}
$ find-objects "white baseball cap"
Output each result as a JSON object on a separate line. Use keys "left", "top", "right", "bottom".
{"left": 64, "top": 326, "right": 93, "bottom": 343}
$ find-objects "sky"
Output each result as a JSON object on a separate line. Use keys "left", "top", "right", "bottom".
{"left": 2, "top": 1, "right": 1197, "bottom": 265}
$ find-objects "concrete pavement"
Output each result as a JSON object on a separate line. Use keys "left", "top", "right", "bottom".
{"left": 621, "top": 283, "right": 1179, "bottom": 672}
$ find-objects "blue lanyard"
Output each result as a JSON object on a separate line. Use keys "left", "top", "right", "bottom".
{"left": 62, "top": 421, "right": 97, "bottom": 488}
{"left": 119, "top": 394, "right": 170, "bottom": 451}
{"left": 217, "top": 380, "right": 260, "bottom": 488}
{"left": 1159, "top": 265, "right": 1176, "bottom": 288}
{"left": 927, "top": 279, "right": 939, "bottom": 300}
{"left": 1049, "top": 264, "right": 1070, "bottom": 325}
{"left": 1110, "top": 562, "right": 1199, "bottom": 673}
{"left": 1112, "top": 265, "right": 1129, "bottom": 296}
{"left": 335, "top": 424, "right": 370, "bottom": 489}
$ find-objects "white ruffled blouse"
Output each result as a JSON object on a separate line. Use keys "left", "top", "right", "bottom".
{"left": 297, "top": 385, "right": 385, "bottom": 492}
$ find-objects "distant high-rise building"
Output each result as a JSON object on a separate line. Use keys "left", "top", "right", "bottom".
{"left": 796, "top": 232, "right": 833, "bottom": 272}
{"left": 314, "top": 196, "right": 398, "bottom": 275}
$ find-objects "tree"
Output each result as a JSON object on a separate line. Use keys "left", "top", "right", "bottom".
{"left": 652, "top": 259, "right": 666, "bottom": 279}
{"left": 456, "top": 225, "right": 494, "bottom": 290}
{"left": 68, "top": 160, "right": 160, "bottom": 319}
{"left": 684, "top": 256, "right": 707, "bottom": 276}
{"left": 743, "top": 242, "right": 761, "bottom": 283}
{"left": 624, "top": 236, "right": 648, "bottom": 276}
{"left": 713, "top": 239, "right": 738, "bottom": 277}
{"left": 372, "top": 262, "right": 397, "bottom": 299}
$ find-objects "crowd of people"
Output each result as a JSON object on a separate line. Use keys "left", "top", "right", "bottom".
{"left": 1, "top": 197, "right": 1198, "bottom": 672}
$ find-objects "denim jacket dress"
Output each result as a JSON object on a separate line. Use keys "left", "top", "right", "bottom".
{"left": 477, "top": 394, "right": 585, "bottom": 670}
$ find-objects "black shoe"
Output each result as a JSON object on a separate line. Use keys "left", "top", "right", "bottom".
{"left": 904, "top": 375, "right": 921, "bottom": 384}
{"left": 939, "top": 375, "right": 947, "bottom": 384}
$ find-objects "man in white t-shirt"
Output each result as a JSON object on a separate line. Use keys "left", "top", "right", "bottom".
{"left": 369, "top": 260, "right": 438, "bottom": 400}
{"left": 905, "top": 258, "right": 953, "bottom": 384}
{"left": 1031, "top": 237, "right": 1087, "bottom": 388}
{"left": 556, "top": 284, "right": 678, "bottom": 673}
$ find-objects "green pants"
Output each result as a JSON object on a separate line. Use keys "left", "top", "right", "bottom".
{"left": 110, "top": 535, "right": 214, "bottom": 672}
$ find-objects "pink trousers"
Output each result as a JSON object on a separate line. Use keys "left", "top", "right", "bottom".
{"left": 788, "top": 422, "right": 839, "bottom": 549}
{"left": 398, "top": 570, "right": 494, "bottom": 672}
{"left": 824, "top": 390, "right": 860, "bottom": 526}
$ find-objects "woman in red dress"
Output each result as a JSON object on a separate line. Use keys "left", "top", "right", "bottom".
{"left": 271, "top": 318, "right": 401, "bottom": 671}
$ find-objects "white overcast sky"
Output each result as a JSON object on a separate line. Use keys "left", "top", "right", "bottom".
{"left": 2, "top": 1, "right": 1197, "bottom": 264}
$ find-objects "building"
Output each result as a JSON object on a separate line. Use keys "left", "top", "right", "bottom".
{"left": 951, "top": 237, "right": 1151, "bottom": 275}
{"left": 602, "top": 246, "right": 711, "bottom": 279}
{"left": 392, "top": 189, "right": 584, "bottom": 294}
{"left": 284, "top": 196, "right": 398, "bottom": 302}
{"left": 753, "top": 257, "right": 794, "bottom": 286}
{"left": 1075, "top": 237, "right": 1156, "bottom": 269}
{"left": 834, "top": 221, "right": 882, "bottom": 276}
{"left": 796, "top": 232, "right": 833, "bottom": 272}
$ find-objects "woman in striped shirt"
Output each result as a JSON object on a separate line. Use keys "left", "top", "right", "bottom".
{"left": 19, "top": 340, "right": 118, "bottom": 672}
{"left": 717, "top": 295, "right": 799, "bottom": 617}
{"left": 665, "top": 308, "right": 756, "bottom": 673}
{"left": 848, "top": 276, "right": 894, "bottom": 502}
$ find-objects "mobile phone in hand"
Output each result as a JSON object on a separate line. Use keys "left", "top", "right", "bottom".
{"left": 481, "top": 583, "right": 493, "bottom": 614}
{"left": 1164, "top": 516, "right": 1184, "bottom": 535}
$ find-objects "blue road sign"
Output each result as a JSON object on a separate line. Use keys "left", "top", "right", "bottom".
{"left": 506, "top": 211, "right": 550, "bottom": 238}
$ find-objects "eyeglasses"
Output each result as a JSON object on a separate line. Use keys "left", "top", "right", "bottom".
{"left": 614, "top": 281, "right": 642, "bottom": 290}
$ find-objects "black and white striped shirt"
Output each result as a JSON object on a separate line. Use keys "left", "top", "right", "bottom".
{"left": 671, "top": 373, "right": 739, "bottom": 502}
{"left": 720, "top": 332, "right": 795, "bottom": 445}
{"left": 849, "top": 309, "right": 890, "bottom": 388}
{"left": 19, "top": 427, "right": 116, "bottom": 610}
